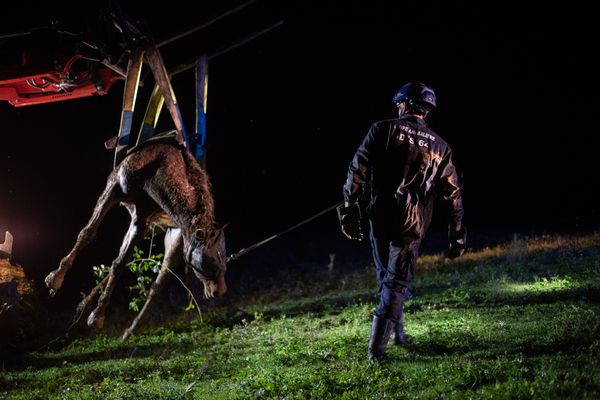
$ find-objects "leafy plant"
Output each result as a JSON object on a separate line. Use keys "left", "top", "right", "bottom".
{"left": 92, "top": 231, "right": 163, "bottom": 312}
{"left": 126, "top": 243, "right": 163, "bottom": 312}
{"left": 92, "top": 264, "right": 109, "bottom": 291}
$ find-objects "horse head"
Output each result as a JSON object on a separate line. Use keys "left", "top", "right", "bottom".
{"left": 183, "top": 225, "right": 227, "bottom": 298}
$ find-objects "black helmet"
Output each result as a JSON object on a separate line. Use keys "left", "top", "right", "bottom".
{"left": 392, "top": 82, "right": 436, "bottom": 109}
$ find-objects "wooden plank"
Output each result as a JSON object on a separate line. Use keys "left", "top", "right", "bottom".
{"left": 144, "top": 44, "right": 187, "bottom": 145}
{"left": 114, "top": 47, "right": 144, "bottom": 167}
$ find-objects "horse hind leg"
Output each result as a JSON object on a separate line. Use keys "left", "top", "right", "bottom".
{"left": 121, "top": 228, "right": 183, "bottom": 340}
{"left": 87, "top": 206, "right": 149, "bottom": 329}
{"left": 45, "top": 174, "right": 121, "bottom": 295}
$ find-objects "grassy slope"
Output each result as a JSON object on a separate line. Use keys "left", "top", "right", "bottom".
{"left": 1, "top": 234, "right": 599, "bottom": 399}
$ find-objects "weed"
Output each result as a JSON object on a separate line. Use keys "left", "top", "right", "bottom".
{"left": 92, "top": 236, "right": 163, "bottom": 312}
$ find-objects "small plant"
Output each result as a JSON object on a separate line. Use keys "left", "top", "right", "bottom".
{"left": 126, "top": 243, "right": 163, "bottom": 311}
{"left": 92, "top": 230, "right": 163, "bottom": 312}
{"left": 92, "top": 264, "right": 110, "bottom": 291}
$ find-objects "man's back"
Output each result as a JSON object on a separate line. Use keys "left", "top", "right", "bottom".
{"left": 368, "top": 116, "right": 451, "bottom": 207}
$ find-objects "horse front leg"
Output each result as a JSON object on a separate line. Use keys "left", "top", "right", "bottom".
{"left": 45, "top": 174, "right": 120, "bottom": 295}
{"left": 87, "top": 209, "right": 148, "bottom": 329}
{"left": 121, "top": 228, "right": 183, "bottom": 340}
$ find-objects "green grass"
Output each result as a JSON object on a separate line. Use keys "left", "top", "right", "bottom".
{"left": 1, "top": 234, "right": 600, "bottom": 399}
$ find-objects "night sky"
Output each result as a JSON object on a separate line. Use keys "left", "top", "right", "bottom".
{"left": 1, "top": 1, "right": 598, "bottom": 283}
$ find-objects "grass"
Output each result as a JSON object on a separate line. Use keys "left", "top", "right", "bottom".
{"left": 1, "top": 233, "right": 599, "bottom": 399}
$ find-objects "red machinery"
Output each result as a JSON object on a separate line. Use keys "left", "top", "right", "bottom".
{"left": 0, "top": 18, "right": 126, "bottom": 107}
{"left": 0, "top": 55, "right": 121, "bottom": 107}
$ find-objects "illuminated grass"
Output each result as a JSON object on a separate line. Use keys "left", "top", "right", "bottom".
{"left": 1, "top": 233, "right": 599, "bottom": 399}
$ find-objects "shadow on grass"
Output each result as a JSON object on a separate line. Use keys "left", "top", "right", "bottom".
{"left": 407, "top": 284, "right": 600, "bottom": 313}
{"left": 398, "top": 322, "right": 598, "bottom": 361}
{"left": 402, "top": 333, "right": 599, "bottom": 359}
{"left": 2, "top": 332, "right": 205, "bottom": 372}
{"left": 255, "top": 291, "right": 378, "bottom": 320}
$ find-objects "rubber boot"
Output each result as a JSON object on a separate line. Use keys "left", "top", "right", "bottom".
{"left": 367, "top": 315, "right": 393, "bottom": 362}
{"left": 392, "top": 317, "right": 406, "bottom": 345}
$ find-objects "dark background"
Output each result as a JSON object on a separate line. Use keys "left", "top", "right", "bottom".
{"left": 1, "top": 1, "right": 598, "bottom": 296}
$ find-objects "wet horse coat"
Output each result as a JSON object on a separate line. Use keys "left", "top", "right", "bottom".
{"left": 45, "top": 137, "right": 226, "bottom": 338}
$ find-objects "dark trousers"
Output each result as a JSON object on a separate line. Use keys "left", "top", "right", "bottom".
{"left": 369, "top": 221, "right": 421, "bottom": 323}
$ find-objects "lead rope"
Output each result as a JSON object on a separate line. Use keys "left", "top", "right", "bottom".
{"left": 226, "top": 201, "right": 344, "bottom": 263}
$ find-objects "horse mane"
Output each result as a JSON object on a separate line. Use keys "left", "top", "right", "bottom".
{"left": 180, "top": 146, "right": 215, "bottom": 237}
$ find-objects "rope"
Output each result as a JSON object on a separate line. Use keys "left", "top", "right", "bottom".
{"left": 226, "top": 201, "right": 343, "bottom": 263}
{"left": 164, "top": 266, "right": 202, "bottom": 323}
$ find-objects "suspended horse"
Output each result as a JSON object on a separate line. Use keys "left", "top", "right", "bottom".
{"left": 44, "top": 136, "right": 226, "bottom": 340}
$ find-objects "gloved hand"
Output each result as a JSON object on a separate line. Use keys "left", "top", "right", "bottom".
{"left": 337, "top": 202, "right": 364, "bottom": 241}
{"left": 447, "top": 225, "right": 467, "bottom": 259}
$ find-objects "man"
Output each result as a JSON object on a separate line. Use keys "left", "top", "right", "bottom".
{"left": 339, "top": 82, "right": 466, "bottom": 361}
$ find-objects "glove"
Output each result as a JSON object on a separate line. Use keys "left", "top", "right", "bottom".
{"left": 337, "top": 202, "right": 363, "bottom": 241}
{"left": 447, "top": 225, "right": 467, "bottom": 259}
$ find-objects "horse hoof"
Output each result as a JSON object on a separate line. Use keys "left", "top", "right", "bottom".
{"left": 87, "top": 311, "right": 105, "bottom": 329}
{"left": 44, "top": 271, "right": 64, "bottom": 293}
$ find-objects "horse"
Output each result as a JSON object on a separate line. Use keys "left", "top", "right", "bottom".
{"left": 44, "top": 136, "right": 226, "bottom": 339}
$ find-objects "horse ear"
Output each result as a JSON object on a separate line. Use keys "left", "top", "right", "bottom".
{"left": 204, "top": 224, "right": 227, "bottom": 248}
